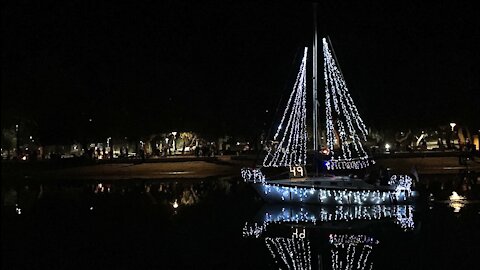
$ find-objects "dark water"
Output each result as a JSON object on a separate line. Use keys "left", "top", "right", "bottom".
{"left": 2, "top": 173, "right": 480, "bottom": 270}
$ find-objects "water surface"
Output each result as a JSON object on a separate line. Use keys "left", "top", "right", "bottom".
{"left": 2, "top": 173, "right": 479, "bottom": 269}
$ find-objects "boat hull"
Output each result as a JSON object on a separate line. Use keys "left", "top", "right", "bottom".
{"left": 250, "top": 179, "right": 418, "bottom": 205}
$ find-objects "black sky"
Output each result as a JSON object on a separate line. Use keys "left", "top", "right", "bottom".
{"left": 2, "top": 0, "right": 479, "bottom": 143}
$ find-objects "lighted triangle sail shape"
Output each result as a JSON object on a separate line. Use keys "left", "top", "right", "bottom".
{"left": 262, "top": 40, "right": 373, "bottom": 170}
{"left": 265, "top": 236, "right": 312, "bottom": 270}
{"left": 322, "top": 38, "right": 373, "bottom": 170}
{"left": 329, "top": 234, "right": 379, "bottom": 270}
{"left": 263, "top": 47, "right": 308, "bottom": 168}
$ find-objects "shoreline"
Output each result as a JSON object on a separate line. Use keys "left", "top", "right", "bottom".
{"left": 2, "top": 154, "right": 479, "bottom": 182}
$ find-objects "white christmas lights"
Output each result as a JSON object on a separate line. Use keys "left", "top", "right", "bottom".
{"left": 261, "top": 205, "right": 413, "bottom": 227}
{"left": 393, "top": 204, "right": 415, "bottom": 231}
{"left": 263, "top": 48, "right": 308, "bottom": 168}
{"left": 258, "top": 182, "right": 413, "bottom": 204}
{"left": 388, "top": 175, "right": 413, "bottom": 199}
{"left": 329, "top": 234, "right": 378, "bottom": 270}
{"left": 242, "top": 222, "right": 266, "bottom": 238}
{"left": 265, "top": 236, "right": 312, "bottom": 270}
{"left": 241, "top": 167, "right": 266, "bottom": 183}
{"left": 260, "top": 38, "right": 374, "bottom": 171}
{"left": 242, "top": 204, "right": 415, "bottom": 239}
{"left": 322, "top": 38, "right": 372, "bottom": 170}
{"left": 329, "top": 234, "right": 379, "bottom": 246}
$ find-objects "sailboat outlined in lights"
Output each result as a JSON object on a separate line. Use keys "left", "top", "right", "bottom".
{"left": 241, "top": 39, "right": 418, "bottom": 205}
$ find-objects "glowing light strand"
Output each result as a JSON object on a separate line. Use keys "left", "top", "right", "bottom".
{"left": 329, "top": 61, "right": 352, "bottom": 160}
{"left": 324, "top": 50, "right": 335, "bottom": 155}
{"left": 259, "top": 182, "right": 415, "bottom": 205}
{"left": 241, "top": 167, "right": 266, "bottom": 183}
{"left": 259, "top": 205, "right": 414, "bottom": 227}
{"left": 242, "top": 205, "right": 415, "bottom": 240}
{"left": 278, "top": 54, "right": 307, "bottom": 167}
{"left": 242, "top": 222, "right": 266, "bottom": 238}
{"left": 329, "top": 235, "right": 378, "bottom": 270}
{"left": 322, "top": 38, "right": 372, "bottom": 170}
{"left": 263, "top": 48, "right": 308, "bottom": 167}
{"left": 332, "top": 68, "right": 365, "bottom": 160}
{"left": 265, "top": 236, "right": 312, "bottom": 270}
{"left": 328, "top": 41, "right": 369, "bottom": 140}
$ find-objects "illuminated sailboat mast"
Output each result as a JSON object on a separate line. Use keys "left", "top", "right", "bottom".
{"left": 312, "top": 2, "right": 319, "bottom": 152}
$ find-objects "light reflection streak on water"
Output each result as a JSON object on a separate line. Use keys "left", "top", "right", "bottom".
{"left": 243, "top": 205, "right": 415, "bottom": 238}
{"left": 449, "top": 191, "right": 467, "bottom": 212}
{"left": 2, "top": 178, "right": 237, "bottom": 218}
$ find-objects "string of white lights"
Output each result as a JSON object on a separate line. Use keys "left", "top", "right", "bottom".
{"left": 286, "top": 54, "right": 307, "bottom": 166}
{"left": 338, "top": 71, "right": 369, "bottom": 139}
{"left": 330, "top": 235, "right": 378, "bottom": 270}
{"left": 241, "top": 167, "right": 266, "bottom": 183}
{"left": 260, "top": 182, "right": 414, "bottom": 204}
{"left": 333, "top": 65, "right": 370, "bottom": 159}
{"left": 345, "top": 243, "right": 353, "bottom": 270}
{"left": 322, "top": 38, "right": 373, "bottom": 170}
{"left": 324, "top": 50, "right": 335, "bottom": 154}
{"left": 242, "top": 205, "right": 415, "bottom": 240}
{"left": 332, "top": 67, "right": 367, "bottom": 160}
{"left": 279, "top": 81, "right": 304, "bottom": 166}
{"left": 324, "top": 39, "right": 353, "bottom": 159}
{"left": 327, "top": 54, "right": 352, "bottom": 160}
{"left": 263, "top": 47, "right": 308, "bottom": 167}
{"left": 324, "top": 46, "right": 349, "bottom": 160}
{"left": 242, "top": 222, "right": 266, "bottom": 238}
{"left": 260, "top": 205, "right": 414, "bottom": 225}
{"left": 327, "top": 40, "right": 369, "bottom": 142}
{"left": 265, "top": 236, "right": 312, "bottom": 270}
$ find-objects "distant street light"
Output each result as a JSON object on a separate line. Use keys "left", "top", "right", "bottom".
{"left": 450, "top": 123, "right": 456, "bottom": 131}
{"left": 385, "top": 143, "right": 391, "bottom": 152}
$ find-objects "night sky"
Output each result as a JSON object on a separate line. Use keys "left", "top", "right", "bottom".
{"left": 2, "top": 1, "right": 479, "bottom": 143}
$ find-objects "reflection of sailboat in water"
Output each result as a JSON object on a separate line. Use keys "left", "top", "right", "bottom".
{"left": 265, "top": 233, "right": 312, "bottom": 270}
{"left": 243, "top": 204, "right": 415, "bottom": 238}
{"left": 243, "top": 204, "right": 415, "bottom": 270}
{"left": 329, "top": 234, "right": 379, "bottom": 270}
{"left": 259, "top": 231, "right": 380, "bottom": 270}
